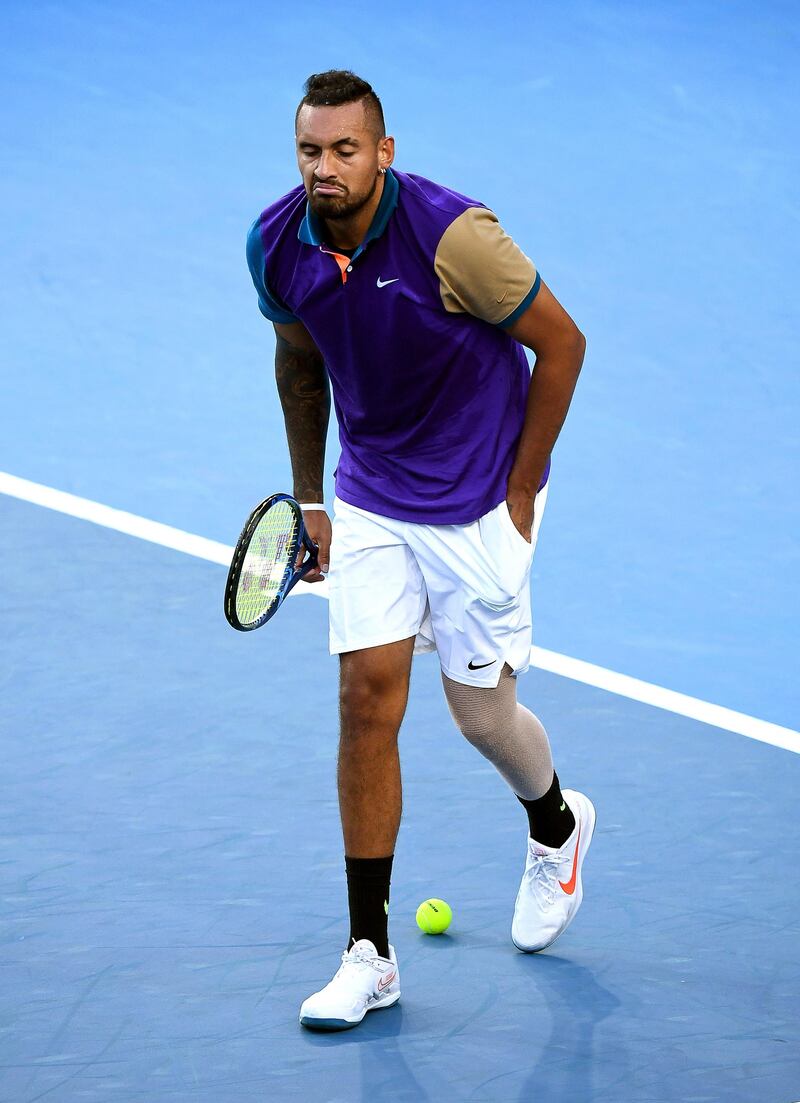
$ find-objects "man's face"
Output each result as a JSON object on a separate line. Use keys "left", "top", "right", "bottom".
{"left": 296, "top": 101, "right": 391, "bottom": 221}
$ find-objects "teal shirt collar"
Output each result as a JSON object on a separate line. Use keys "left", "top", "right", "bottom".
{"left": 298, "top": 168, "right": 399, "bottom": 260}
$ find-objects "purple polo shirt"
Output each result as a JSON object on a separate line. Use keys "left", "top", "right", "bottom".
{"left": 246, "top": 168, "right": 548, "bottom": 524}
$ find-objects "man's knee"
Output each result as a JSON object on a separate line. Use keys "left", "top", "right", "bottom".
{"left": 339, "top": 641, "right": 414, "bottom": 738}
{"left": 449, "top": 705, "right": 506, "bottom": 750}
{"left": 340, "top": 674, "right": 399, "bottom": 734}
{"left": 442, "top": 666, "right": 517, "bottom": 750}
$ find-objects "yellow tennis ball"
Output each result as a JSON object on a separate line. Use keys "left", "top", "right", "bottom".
{"left": 416, "top": 898, "right": 452, "bottom": 934}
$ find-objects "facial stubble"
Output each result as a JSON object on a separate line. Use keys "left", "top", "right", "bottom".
{"left": 308, "top": 170, "right": 382, "bottom": 221}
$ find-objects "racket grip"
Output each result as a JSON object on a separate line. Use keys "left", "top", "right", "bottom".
{"left": 287, "top": 526, "right": 320, "bottom": 591}
{"left": 286, "top": 557, "right": 320, "bottom": 595}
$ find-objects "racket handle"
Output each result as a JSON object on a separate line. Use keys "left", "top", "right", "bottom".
{"left": 286, "top": 557, "right": 320, "bottom": 594}
{"left": 287, "top": 524, "right": 320, "bottom": 593}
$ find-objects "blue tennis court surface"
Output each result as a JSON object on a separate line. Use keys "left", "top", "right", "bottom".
{"left": 3, "top": 496, "right": 799, "bottom": 1101}
{"left": 2, "top": 1, "right": 799, "bottom": 1100}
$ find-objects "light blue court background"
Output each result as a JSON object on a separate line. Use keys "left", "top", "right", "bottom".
{"left": 1, "top": 0, "right": 798, "bottom": 727}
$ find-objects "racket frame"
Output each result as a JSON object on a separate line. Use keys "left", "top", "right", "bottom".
{"left": 224, "top": 492, "right": 319, "bottom": 631}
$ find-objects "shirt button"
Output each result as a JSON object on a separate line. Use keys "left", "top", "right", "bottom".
{"left": 346, "top": 265, "right": 353, "bottom": 272}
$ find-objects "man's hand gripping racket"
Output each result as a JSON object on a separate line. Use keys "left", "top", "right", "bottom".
{"left": 223, "top": 494, "right": 330, "bottom": 631}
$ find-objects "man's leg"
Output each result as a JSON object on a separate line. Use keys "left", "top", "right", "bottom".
{"left": 298, "top": 635, "right": 414, "bottom": 1030}
{"left": 406, "top": 486, "right": 595, "bottom": 954}
{"left": 441, "top": 663, "right": 575, "bottom": 847}
{"left": 338, "top": 636, "right": 415, "bottom": 957}
{"left": 441, "top": 664, "right": 595, "bottom": 953}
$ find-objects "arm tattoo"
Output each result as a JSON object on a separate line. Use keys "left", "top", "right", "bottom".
{"left": 274, "top": 333, "right": 330, "bottom": 502}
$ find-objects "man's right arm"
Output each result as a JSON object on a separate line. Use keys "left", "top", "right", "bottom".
{"left": 273, "top": 321, "right": 332, "bottom": 579}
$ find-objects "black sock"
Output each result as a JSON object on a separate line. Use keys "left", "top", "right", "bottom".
{"left": 345, "top": 854, "right": 393, "bottom": 959}
{"left": 517, "top": 771, "right": 576, "bottom": 848}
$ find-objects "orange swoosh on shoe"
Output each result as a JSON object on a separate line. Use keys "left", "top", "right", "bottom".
{"left": 378, "top": 971, "right": 396, "bottom": 991}
{"left": 558, "top": 822, "right": 582, "bottom": 895}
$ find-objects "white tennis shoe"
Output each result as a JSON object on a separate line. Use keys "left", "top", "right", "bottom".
{"left": 299, "top": 939, "right": 400, "bottom": 1030}
{"left": 512, "top": 789, "right": 596, "bottom": 953}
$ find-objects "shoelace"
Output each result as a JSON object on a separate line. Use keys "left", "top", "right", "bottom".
{"left": 335, "top": 944, "right": 390, "bottom": 978}
{"left": 524, "top": 850, "right": 569, "bottom": 905}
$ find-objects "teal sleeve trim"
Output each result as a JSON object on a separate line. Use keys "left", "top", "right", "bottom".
{"left": 246, "top": 219, "right": 298, "bottom": 324}
{"left": 497, "top": 271, "right": 541, "bottom": 329}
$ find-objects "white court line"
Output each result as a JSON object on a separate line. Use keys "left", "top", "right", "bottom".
{"left": 2, "top": 469, "right": 798, "bottom": 755}
{"left": 530, "top": 647, "right": 800, "bottom": 754}
{"left": 0, "top": 470, "right": 234, "bottom": 567}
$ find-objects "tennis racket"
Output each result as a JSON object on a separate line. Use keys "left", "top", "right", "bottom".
{"left": 224, "top": 493, "right": 319, "bottom": 631}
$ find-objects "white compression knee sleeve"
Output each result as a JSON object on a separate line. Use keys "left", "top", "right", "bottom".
{"left": 441, "top": 664, "right": 554, "bottom": 801}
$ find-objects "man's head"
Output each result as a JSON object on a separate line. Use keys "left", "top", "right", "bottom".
{"left": 295, "top": 70, "right": 394, "bottom": 221}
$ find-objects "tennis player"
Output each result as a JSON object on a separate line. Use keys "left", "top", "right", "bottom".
{"left": 247, "top": 70, "right": 593, "bottom": 1031}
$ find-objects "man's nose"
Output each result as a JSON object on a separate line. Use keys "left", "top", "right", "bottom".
{"left": 317, "top": 149, "right": 336, "bottom": 179}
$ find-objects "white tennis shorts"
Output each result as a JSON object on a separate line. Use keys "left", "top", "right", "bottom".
{"left": 327, "top": 484, "right": 548, "bottom": 687}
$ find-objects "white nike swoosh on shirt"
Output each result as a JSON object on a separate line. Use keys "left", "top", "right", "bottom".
{"left": 376, "top": 277, "right": 400, "bottom": 288}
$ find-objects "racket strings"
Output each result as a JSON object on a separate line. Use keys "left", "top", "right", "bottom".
{"left": 236, "top": 502, "right": 298, "bottom": 626}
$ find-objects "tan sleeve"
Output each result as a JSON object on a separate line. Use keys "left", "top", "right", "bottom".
{"left": 434, "top": 206, "right": 539, "bottom": 325}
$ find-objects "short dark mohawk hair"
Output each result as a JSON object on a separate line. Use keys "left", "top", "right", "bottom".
{"left": 295, "top": 69, "right": 385, "bottom": 138}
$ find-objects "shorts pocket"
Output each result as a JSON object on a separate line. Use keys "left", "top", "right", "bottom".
{"left": 476, "top": 502, "right": 534, "bottom": 604}
{"left": 500, "top": 500, "right": 534, "bottom": 551}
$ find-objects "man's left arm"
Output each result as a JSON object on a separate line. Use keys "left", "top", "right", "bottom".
{"left": 504, "top": 282, "right": 586, "bottom": 541}
{"left": 432, "top": 205, "right": 585, "bottom": 538}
